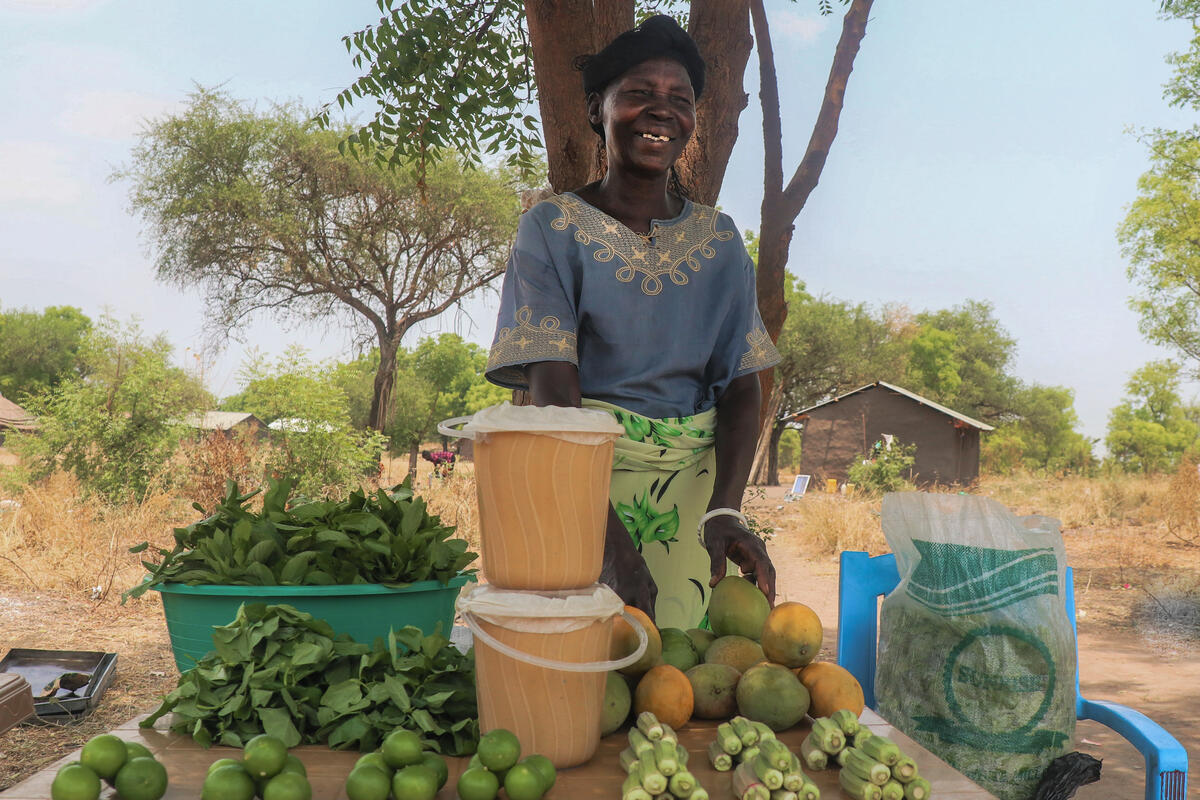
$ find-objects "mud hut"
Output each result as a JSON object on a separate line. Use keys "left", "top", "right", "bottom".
{"left": 0, "top": 393, "right": 38, "bottom": 445}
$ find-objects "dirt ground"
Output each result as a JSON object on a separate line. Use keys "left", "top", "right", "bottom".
{"left": 1, "top": 483, "right": 1197, "bottom": 797}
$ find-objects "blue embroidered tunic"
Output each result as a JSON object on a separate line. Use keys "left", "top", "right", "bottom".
{"left": 485, "top": 192, "right": 780, "bottom": 419}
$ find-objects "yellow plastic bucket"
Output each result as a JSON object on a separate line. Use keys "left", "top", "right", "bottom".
{"left": 457, "top": 584, "right": 647, "bottom": 767}
{"left": 441, "top": 404, "right": 624, "bottom": 590}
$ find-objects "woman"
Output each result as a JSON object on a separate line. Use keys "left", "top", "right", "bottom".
{"left": 485, "top": 15, "right": 779, "bottom": 629}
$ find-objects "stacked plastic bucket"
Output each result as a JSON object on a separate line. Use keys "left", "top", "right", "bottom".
{"left": 442, "top": 404, "right": 648, "bottom": 767}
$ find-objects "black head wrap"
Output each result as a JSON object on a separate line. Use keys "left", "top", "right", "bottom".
{"left": 579, "top": 15, "right": 705, "bottom": 136}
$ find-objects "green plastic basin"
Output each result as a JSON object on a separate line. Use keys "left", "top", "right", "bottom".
{"left": 154, "top": 575, "right": 472, "bottom": 672}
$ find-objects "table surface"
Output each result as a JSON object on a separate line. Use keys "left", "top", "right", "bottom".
{"left": 2, "top": 709, "right": 997, "bottom": 799}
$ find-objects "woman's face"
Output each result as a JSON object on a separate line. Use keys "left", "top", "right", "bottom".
{"left": 590, "top": 57, "right": 696, "bottom": 178}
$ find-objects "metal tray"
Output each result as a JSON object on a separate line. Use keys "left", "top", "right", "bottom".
{"left": 0, "top": 648, "right": 118, "bottom": 718}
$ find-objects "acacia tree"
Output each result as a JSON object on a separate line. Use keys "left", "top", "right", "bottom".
{"left": 327, "top": 0, "right": 875, "bottom": 482}
{"left": 118, "top": 89, "right": 521, "bottom": 432}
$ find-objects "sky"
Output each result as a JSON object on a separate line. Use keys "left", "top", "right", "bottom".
{"left": 1, "top": 0, "right": 1197, "bottom": 444}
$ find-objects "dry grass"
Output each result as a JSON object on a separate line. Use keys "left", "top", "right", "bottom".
{"left": 974, "top": 472, "right": 1172, "bottom": 530}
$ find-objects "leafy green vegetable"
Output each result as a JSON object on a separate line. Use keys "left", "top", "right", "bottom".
{"left": 123, "top": 476, "right": 477, "bottom": 601}
{"left": 142, "top": 603, "right": 479, "bottom": 755}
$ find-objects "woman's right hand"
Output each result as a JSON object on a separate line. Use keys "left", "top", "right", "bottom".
{"left": 600, "top": 505, "right": 658, "bottom": 620}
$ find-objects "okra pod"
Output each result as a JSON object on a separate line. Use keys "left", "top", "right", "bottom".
{"left": 660, "top": 726, "right": 678, "bottom": 745}
{"left": 903, "top": 777, "right": 931, "bottom": 800}
{"left": 690, "top": 788, "right": 710, "bottom": 800}
{"left": 838, "top": 769, "right": 884, "bottom": 800}
{"left": 809, "top": 717, "right": 846, "bottom": 754}
{"left": 769, "top": 790, "right": 798, "bottom": 800}
{"left": 708, "top": 740, "right": 733, "bottom": 771}
{"left": 798, "top": 734, "right": 828, "bottom": 771}
{"left": 881, "top": 780, "right": 904, "bottom": 800}
{"left": 757, "top": 737, "right": 793, "bottom": 772}
{"left": 637, "top": 711, "right": 664, "bottom": 741}
{"left": 669, "top": 770, "right": 697, "bottom": 797}
{"left": 891, "top": 755, "right": 917, "bottom": 782}
{"left": 831, "top": 708, "right": 861, "bottom": 737}
{"left": 797, "top": 777, "right": 821, "bottom": 800}
{"left": 638, "top": 748, "right": 667, "bottom": 794}
{"left": 654, "top": 739, "right": 678, "bottom": 777}
{"left": 620, "top": 747, "right": 639, "bottom": 773}
{"left": 860, "top": 734, "right": 900, "bottom": 767}
{"left": 731, "top": 716, "right": 760, "bottom": 747}
{"left": 622, "top": 771, "right": 654, "bottom": 800}
{"left": 739, "top": 746, "right": 761, "bottom": 766}
{"left": 752, "top": 754, "right": 784, "bottom": 790}
{"left": 675, "top": 742, "right": 690, "bottom": 766}
{"left": 782, "top": 754, "right": 805, "bottom": 791}
{"left": 751, "top": 721, "right": 777, "bottom": 741}
{"left": 732, "top": 761, "right": 770, "bottom": 800}
{"left": 630, "top": 728, "right": 655, "bottom": 757}
{"left": 717, "top": 722, "right": 744, "bottom": 755}
{"left": 843, "top": 746, "right": 892, "bottom": 786}
{"left": 836, "top": 746, "right": 854, "bottom": 768}
{"left": 851, "top": 728, "right": 874, "bottom": 748}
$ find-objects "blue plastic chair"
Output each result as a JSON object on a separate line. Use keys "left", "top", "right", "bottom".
{"left": 837, "top": 550, "right": 1188, "bottom": 800}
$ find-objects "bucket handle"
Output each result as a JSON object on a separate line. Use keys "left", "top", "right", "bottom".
{"left": 438, "top": 416, "right": 474, "bottom": 440}
{"left": 462, "top": 610, "right": 648, "bottom": 673}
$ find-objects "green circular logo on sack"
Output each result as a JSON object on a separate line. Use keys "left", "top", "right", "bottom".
{"left": 942, "top": 624, "right": 1057, "bottom": 736}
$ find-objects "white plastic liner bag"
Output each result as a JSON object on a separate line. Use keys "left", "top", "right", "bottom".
{"left": 439, "top": 402, "right": 625, "bottom": 446}
{"left": 874, "top": 493, "right": 1076, "bottom": 800}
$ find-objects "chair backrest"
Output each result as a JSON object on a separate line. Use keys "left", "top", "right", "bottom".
{"left": 836, "top": 550, "right": 1080, "bottom": 710}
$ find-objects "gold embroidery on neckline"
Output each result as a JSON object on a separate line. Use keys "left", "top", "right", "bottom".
{"left": 487, "top": 305, "right": 578, "bottom": 374}
{"left": 740, "top": 327, "right": 781, "bottom": 372}
{"left": 548, "top": 194, "right": 734, "bottom": 296}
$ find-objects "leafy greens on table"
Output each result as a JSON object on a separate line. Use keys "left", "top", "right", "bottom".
{"left": 123, "top": 476, "right": 477, "bottom": 601}
{"left": 142, "top": 602, "right": 479, "bottom": 755}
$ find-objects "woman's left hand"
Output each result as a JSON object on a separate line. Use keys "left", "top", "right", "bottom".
{"left": 702, "top": 515, "right": 776, "bottom": 605}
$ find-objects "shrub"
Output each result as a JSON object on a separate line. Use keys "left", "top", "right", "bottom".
{"left": 846, "top": 439, "right": 917, "bottom": 495}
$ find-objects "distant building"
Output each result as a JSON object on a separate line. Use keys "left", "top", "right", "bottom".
{"left": 0, "top": 393, "right": 38, "bottom": 445}
{"left": 791, "top": 381, "right": 994, "bottom": 486}
{"left": 183, "top": 411, "right": 266, "bottom": 439}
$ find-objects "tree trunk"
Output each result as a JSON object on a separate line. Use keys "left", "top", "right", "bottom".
{"left": 368, "top": 336, "right": 401, "bottom": 432}
{"left": 767, "top": 419, "right": 785, "bottom": 487}
{"left": 678, "top": 0, "right": 753, "bottom": 206}
{"left": 408, "top": 443, "right": 419, "bottom": 481}
{"left": 749, "top": 380, "right": 783, "bottom": 484}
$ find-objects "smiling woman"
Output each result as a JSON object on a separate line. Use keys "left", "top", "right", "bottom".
{"left": 483, "top": 16, "right": 780, "bottom": 630}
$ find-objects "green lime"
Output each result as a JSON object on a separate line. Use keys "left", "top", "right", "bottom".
{"left": 354, "top": 751, "right": 392, "bottom": 775}
{"left": 263, "top": 771, "right": 312, "bottom": 800}
{"left": 381, "top": 728, "right": 424, "bottom": 768}
{"left": 503, "top": 763, "right": 545, "bottom": 800}
{"left": 391, "top": 764, "right": 439, "bottom": 800}
{"left": 207, "top": 757, "right": 242, "bottom": 775}
{"left": 202, "top": 764, "right": 256, "bottom": 800}
{"left": 113, "top": 756, "right": 168, "bottom": 800}
{"left": 243, "top": 734, "right": 288, "bottom": 779}
{"left": 80, "top": 734, "right": 128, "bottom": 780}
{"left": 124, "top": 742, "right": 154, "bottom": 761}
{"left": 521, "top": 754, "right": 557, "bottom": 794}
{"left": 419, "top": 751, "right": 449, "bottom": 789}
{"left": 50, "top": 764, "right": 101, "bottom": 800}
{"left": 476, "top": 728, "right": 521, "bottom": 772}
{"left": 344, "top": 766, "right": 392, "bottom": 800}
{"left": 455, "top": 766, "right": 499, "bottom": 800}
{"left": 281, "top": 753, "right": 307, "bottom": 776}
{"left": 467, "top": 753, "right": 483, "bottom": 770}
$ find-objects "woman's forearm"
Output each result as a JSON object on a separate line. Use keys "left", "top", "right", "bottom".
{"left": 526, "top": 361, "right": 583, "bottom": 407}
{"left": 709, "top": 373, "right": 762, "bottom": 511}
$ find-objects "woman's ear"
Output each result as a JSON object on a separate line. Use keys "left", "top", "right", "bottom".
{"left": 586, "top": 91, "right": 603, "bottom": 129}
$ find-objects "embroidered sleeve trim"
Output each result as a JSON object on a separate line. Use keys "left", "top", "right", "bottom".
{"left": 487, "top": 305, "right": 578, "bottom": 375}
{"left": 739, "top": 327, "right": 782, "bottom": 372}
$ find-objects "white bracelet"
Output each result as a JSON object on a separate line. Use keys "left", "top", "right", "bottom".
{"left": 696, "top": 507, "right": 749, "bottom": 545}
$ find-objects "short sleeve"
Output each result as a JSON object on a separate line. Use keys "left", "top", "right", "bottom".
{"left": 707, "top": 241, "right": 781, "bottom": 392}
{"left": 485, "top": 206, "right": 579, "bottom": 390}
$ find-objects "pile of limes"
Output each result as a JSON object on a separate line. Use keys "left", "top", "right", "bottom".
{"left": 457, "top": 728, "right": 557, "bottom": 800}
{"left": 201, "top": 733, "right": 312, "bottom": 800}
{"left": 51, "top": 734, "right": 168, "bottom": 800}
{"left": 343, "top": 728, "right": 450, "bottom": 800}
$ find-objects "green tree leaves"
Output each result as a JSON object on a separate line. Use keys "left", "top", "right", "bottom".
{"left": 0, "top": 305, "right": 91, "bottom": 400}
{"left": 1105, "top": 360, "right": 1200, "bottom": 472}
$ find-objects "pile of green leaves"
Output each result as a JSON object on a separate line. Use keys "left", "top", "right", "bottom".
{"left": 142, "top": 603, "right": 479, "bottom": 755}
{"left": 124, "top": 476, "right": 476, "bottom": 601}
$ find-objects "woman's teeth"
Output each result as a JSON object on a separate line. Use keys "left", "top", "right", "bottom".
{"left": 640, "top": 133, "right": 671, "bottom": 142}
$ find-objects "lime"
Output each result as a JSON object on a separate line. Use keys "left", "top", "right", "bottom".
{"left": 455, "top": 766, "right": 499, "bottom": 800}
{"left": 391, "top": 764, "right": 439, "bottom": 800}
{"left": 80, "top": 734, "right": 128, "bottom": 780}
{"left": 522, "top": 754, "right": 557, "bottom": 794}
{"left": 50, "top": 763, "right": 101, "bottom": 800}
{"left": 124, "top": 742, "right": 154, "bottom": 761}
{"left": 344, "top": 765, "right": 392, "bottom": 800}
{"left": 419, "top": 751, "right": 449, "bottom": 789}
{"left": 503, "top": 763, "right": 545, "bottom": 800}
{"left": 243, "top": 734, "right": 289, "bottom": 779}
{"left": 262, "top": 771, "right": 312, "bottom": 800}
{"left": 476, "top": 728, "right": 521, "bottom": 772}
{"left": 281, "top": 753, "right": 307, "bottom": 776}
{"left": 207, "top": 757, "right": 243, "bottom": 775}
{"left": 354, "top": 751, "right": 392, "bottom": 775}
{"left": 381, "top": 728, "right": 424, "bottom": 768}
{"left": 113, "top": 756, "right": 169, "bottom": 800}
{"left": 202, "top": 764, "right": 256, "bottom": 800}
